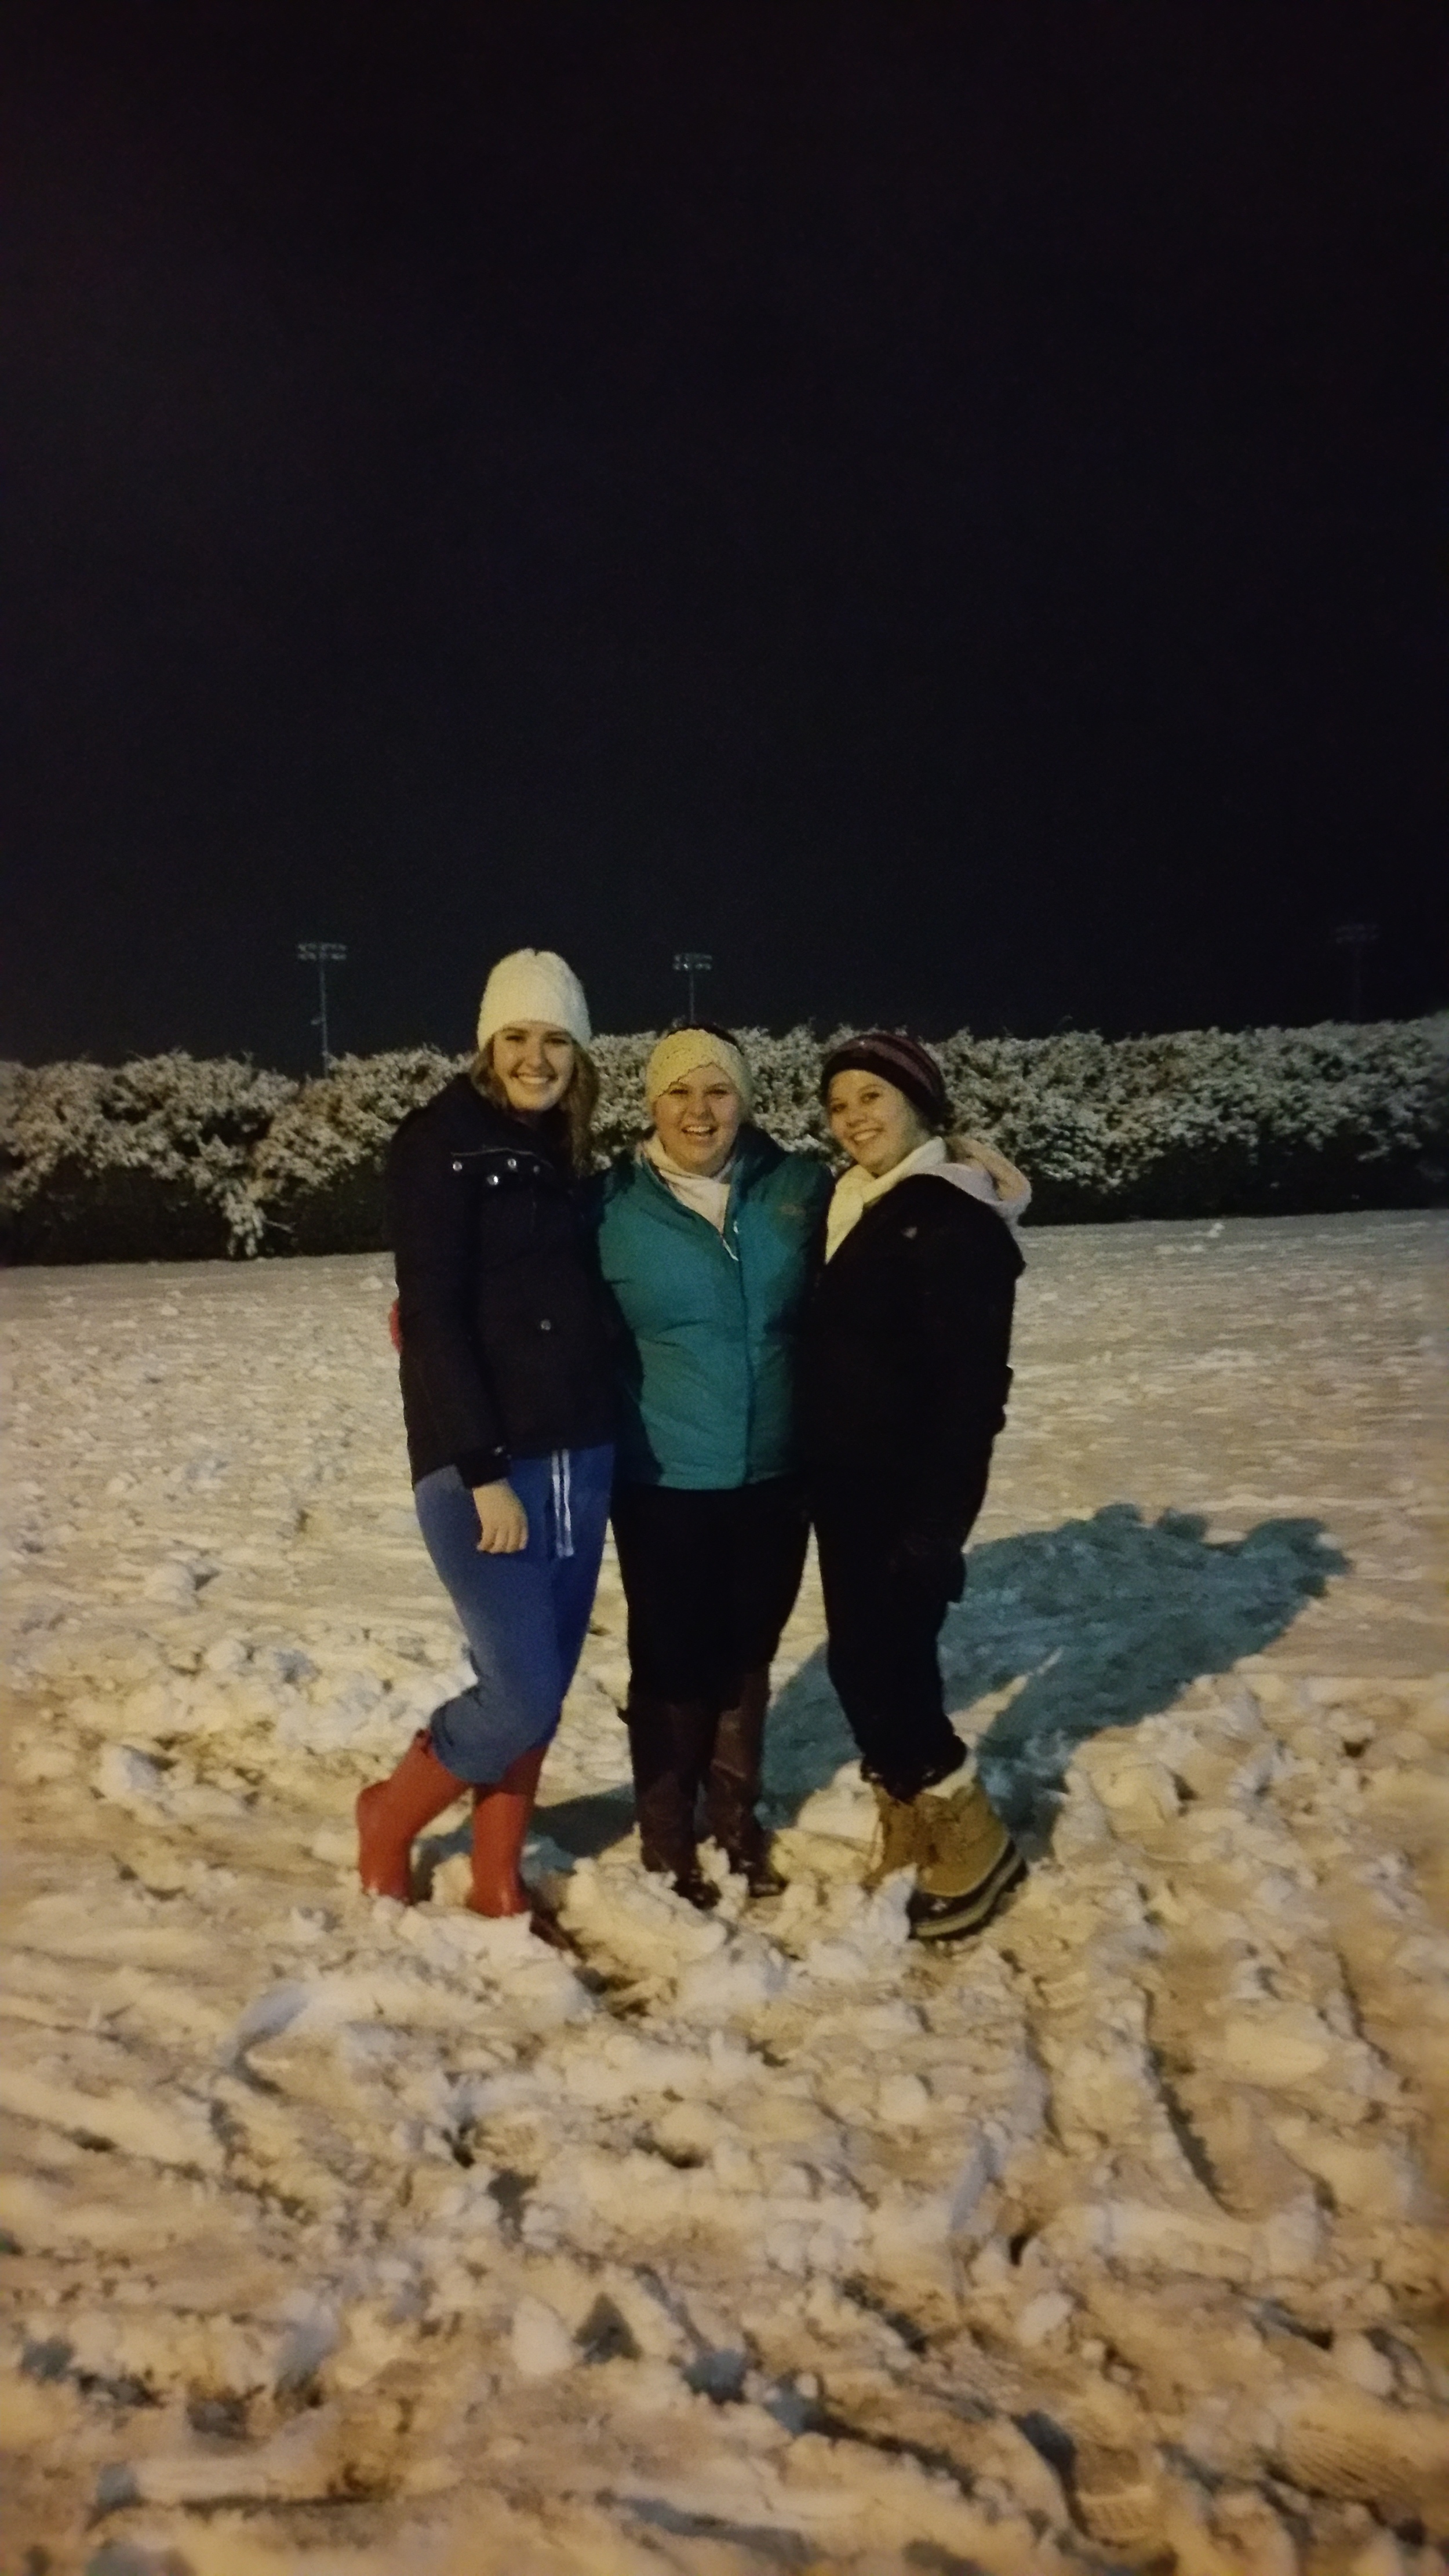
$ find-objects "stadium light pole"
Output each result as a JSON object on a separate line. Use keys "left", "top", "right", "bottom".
{"left": 297, "top": 941, "right": 348, "bottom": 1071}
{"left": 1332, "top": 921, "right": 1378, "bottom": 1023}
{"left": 673, "top": 951, "right": 713, "bottom": 1023}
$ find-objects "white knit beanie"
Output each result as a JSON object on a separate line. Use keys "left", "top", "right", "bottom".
{"left": 476, "top": 949, "right": 591, "bottom": 1050}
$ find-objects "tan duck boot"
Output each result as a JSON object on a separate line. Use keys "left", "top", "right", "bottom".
{"left": 907, "top": 1774, "right": 1023, "bottom": 1941}
{"left": 863, "top": 1780, "right": 926, "bottom": 1891}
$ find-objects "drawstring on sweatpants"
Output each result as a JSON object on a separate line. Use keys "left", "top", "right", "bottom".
{"left": 549, "top": 1450, "right": 575, "bottom": 1560}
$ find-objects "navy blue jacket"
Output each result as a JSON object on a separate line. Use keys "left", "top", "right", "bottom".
{"left": 802, "top": 1176, "right": 1022, "bottom": 1538}
{"left": 388, "top": 1075, "right": 615, "bottom": 1487}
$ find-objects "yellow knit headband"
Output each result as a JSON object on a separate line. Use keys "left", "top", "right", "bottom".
{"left": 645, "top": 1027, "right": 753, "bottom": 1109}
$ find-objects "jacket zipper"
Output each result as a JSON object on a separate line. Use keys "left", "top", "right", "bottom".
{"left": 637, "top": 1160, "right": 751, "bottom": 1473}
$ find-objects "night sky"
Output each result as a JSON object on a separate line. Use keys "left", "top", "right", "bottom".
{"left": 5, "top": 2, "right": 1444, "bottom": 1069}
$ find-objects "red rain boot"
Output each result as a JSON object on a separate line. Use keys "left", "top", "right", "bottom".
{"left": 356, "top": 1730, "right": 469, "bottom": 1901}
{"left": 468, "top": 1744, "right": 547, "bottom": 1917}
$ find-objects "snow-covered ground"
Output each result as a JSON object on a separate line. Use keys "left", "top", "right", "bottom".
{"left": 2, "top": 1212, "right": 1446, "bottom": 2576}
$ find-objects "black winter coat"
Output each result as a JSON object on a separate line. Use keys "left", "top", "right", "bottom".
{"left": 800, "top": 1176, "right": 1022, "bottom": 1555}
{"left": 388, "top": 1074, "right": 616, "bottom": 1489}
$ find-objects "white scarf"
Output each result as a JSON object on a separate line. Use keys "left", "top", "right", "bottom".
{"left": 825, "top": 1134, "right": 1032, "bottom": 1260}
{"left": 825, "top": 1137, "right": 948, "bottom": 1260}
{"left": 643, "top": 1133, "right": 735, "bottom": 1234}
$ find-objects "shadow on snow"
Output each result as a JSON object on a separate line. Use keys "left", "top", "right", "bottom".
{"left": 760, "top": 1502, "right": 1346, "bottom": 1857}
{"left": 432, "top": 1501, "right": 1346, "bottom": 1873}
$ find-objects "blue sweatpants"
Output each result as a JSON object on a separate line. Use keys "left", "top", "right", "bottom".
{"left": 414, "top": 1445, "right": 613, "bottom": 1785}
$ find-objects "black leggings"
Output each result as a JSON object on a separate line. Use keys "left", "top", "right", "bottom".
{"left": 611, "top": 1478, "right": 810, "bottom": 1707}
{"left": 813, "top": 1493, "right": 970, "bottom": 1802}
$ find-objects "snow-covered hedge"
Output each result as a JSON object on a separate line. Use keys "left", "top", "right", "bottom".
{"left": 933, "top": 1018, "right": 1449, "bottom": 1222}
{"left": 0, "top": 1054, "right": 294, "bottom": 1262}
{"left": 241, "top": 1048, "right": 460, "bottom": 1255}
{"left": 1, "top": 1016, "right": 1444, "bottom": 1261}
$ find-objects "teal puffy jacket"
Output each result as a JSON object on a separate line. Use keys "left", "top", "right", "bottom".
{"left": 592, "top": 1127, "right": 832, "bottom": 1489}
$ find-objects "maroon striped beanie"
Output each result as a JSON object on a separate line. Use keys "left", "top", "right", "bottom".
{"left": 819, "top": 1031, "right": 949, "bottom": 1130}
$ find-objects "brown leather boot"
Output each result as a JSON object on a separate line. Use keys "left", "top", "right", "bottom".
{"left": 468, "top": 1743, "right": 546, "bottom": 1916}
{"left": 626, "top": 1695, "right": 720, "bottom": 1910}
{"left": 356, "top": 1730, "right": 469, "bottom": 1901}
{"left": 705, "top": 1665, "right": 785, "bottom": 1895}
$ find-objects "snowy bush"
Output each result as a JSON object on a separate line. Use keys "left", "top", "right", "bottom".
{"left": 0, "top": 1053, "right": 294, "bottom": 1262}
{"left": 1, "top": 1016, "right": 1443, "bottom": 1261}
{"left": 588, "top": 1031, "right": 656, "bottom": 1162}
{"left": 931, "top": 1017, "right": 1449, "bottom": 1220}
{"left": 242, "top": 1047, "right": 462, "bottom": 1254}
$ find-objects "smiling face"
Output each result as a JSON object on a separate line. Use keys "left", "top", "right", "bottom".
{"left": 825, "top": 1068, "right": 933, "bottom": 1177}
{"left": 651, "top": 1066, "right": 744, "bottom": 1176}
{"left": 489, "top": 1021, "right": 576, "bottom": 1116}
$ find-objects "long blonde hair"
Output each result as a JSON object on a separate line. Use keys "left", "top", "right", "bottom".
{"left": 469, "top": 1042, "right": 600, "bottom": 1176}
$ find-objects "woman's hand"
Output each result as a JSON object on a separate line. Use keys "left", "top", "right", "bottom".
{"left": 472, "top": 1479, "right": 529, "bottom": 1553}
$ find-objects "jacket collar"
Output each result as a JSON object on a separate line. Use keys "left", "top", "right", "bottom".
{"left": 723, "top": 1123, "right": 784, "bottom": 1195}
{"left": 451, "top": 1074, "right": 569, "bottom": 1166}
